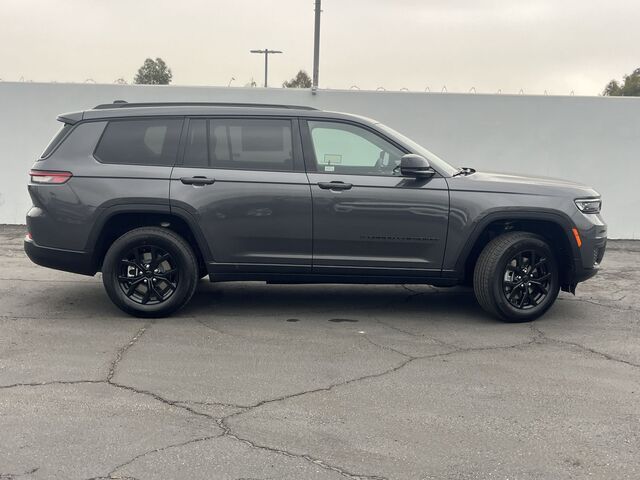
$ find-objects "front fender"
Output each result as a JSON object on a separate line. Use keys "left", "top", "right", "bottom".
{"left": 443, "top": 206, "right": 580, "bottom": 280}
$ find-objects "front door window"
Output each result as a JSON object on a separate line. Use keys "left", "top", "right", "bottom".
{"left": 307, "top": 121, "right": 404, "bottom": 176}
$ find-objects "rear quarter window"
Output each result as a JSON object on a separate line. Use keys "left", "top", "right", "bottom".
{"left": 94, "top": 118, "right": 183, "bottom": 166}
{"left": 40, "top": 124, "right": 72, "bottom": 159}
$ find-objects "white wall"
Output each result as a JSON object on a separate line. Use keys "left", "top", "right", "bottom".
{"left": 1, "top": 82, "right": 638, "bottom": 238}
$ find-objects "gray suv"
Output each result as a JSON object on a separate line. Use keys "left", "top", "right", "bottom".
{"left": 24, "top": 101, "right": 607, "bottom": 321}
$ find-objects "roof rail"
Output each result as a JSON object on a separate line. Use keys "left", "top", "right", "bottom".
{"left": 93, "top": 101, "right": 318, "bottom": 110}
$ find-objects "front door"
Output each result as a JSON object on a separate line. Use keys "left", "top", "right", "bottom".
{"left": 302, "top": 120, "right": 449, "bottom": 276}
{"left": 171, "top": 117, "right": 312, "bottom": 273}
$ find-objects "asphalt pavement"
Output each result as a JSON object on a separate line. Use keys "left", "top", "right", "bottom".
{"left": 0, "top": 225, "right": 638, "bottom": 480}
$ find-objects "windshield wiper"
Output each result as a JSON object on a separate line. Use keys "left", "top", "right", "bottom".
{"left": 452, "top": 167, "right": 476, "bottom": 177}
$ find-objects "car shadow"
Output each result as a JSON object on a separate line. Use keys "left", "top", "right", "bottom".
{"left": 179, "top": 281, "right": 493, "bottom": 323}
{"left": 10, "top": 277, "right": 499, "bottom": 325}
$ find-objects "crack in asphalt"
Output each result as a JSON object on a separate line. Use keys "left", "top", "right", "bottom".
{"left": 530, "top": 325, "right": 640, "bottom": 369}
{"left": 0, "top": 379, "right": 103, "bottom": 390}
{"left": 106, "top": 381, "right": 223, "bottom": 422}
{"left": 93, "top": 435, "right": 222, "bottom": 480}
{"left": 107, "top": 323, "right": 152, "bottom": 382}
{"left": 365, "top": 313, "right": 545, "bottom": 361}
{"left": 0, "top": 467, "right": 39, "bottom": 479}
{"left": 103, "top": 379, "right": 387, "bottom": 480}
{"left": 361, "top": 334, "right": 418, "bottom": 359}
{"left": 215, "top": 415, "right": 387, "bottom": 480}
{"left": 0, "top": 314, "right": 89, "bottom": 321}
{"left": 176, "top": 399, "right": 250, "bottom": 410}
{"left": 0, "top": 324, "right": 387, "bottom": 479}
{"left": 362, "top": 319, "right": 639, "bottom": 375}
{"left": 195, "top": 317, "right": 246, "bottom": 338}
{"left": 203, "top": 334, "right": 549, "bottom": 480}
{"left": 557, "top": 295, "right": 640, "bottom": 313}
{"left": 100, "top": 326, "right": 386, "bottom": 479}
{"left": 374, "top": 318, "right": 459, "bottom": 349}
{"left": 87, "top": 476, "right": 139, "bottom": 480}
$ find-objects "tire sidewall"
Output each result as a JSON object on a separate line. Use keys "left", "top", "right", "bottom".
{"left": 102, "top": 229, "right": 197, "bottom": 317}
{"left": 491, "top": 236, "right": 560, "bottom": 322}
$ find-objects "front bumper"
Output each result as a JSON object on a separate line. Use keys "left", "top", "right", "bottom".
{"left": 24, "top": 237, "right": 96, "bottom": 276}
{"left": 572, "top": 238, "right": 606, "bottom": 283}
{"left": 569, "top": 218, "right": 607, "bottom": 285}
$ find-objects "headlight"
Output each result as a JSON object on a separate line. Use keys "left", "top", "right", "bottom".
{"left": 575, "top": 198, "right": 601, "bottom": 214}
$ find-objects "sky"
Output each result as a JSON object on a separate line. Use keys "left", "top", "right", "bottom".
{"left": 1, "top": 0, "right": 638, "bottom": 95}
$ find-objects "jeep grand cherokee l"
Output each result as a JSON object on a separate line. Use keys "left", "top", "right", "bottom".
{"left": 24, "top": 101, "right": 607, "bottom": 321}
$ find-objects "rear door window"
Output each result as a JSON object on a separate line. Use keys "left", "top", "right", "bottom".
{"left": 183, "top": 118, "right": 294, "bottom": 171}
{"left": 94, "top": 118, "right": 183, "bottom": 166}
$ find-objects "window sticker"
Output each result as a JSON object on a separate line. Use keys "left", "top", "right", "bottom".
{"left": 322, "top": 153, "right": 342, "bottom": 165}
{"left": 324, "top": 165, "right": 335, "bottom": 172}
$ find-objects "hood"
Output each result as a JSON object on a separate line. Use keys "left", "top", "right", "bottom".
{"left": 448, "top": 170, "right": 600, "bottom": 198}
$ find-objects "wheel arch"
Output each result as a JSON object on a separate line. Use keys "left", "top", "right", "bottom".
{"left": 86, "top": 205, "right": 211, "bottom": 272}
{"left": 456, "top": 210, "right": 579, "bottom": 289}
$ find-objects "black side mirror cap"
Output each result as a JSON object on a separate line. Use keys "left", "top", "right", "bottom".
{"left": 399, "top": 154, "right": 436, "bottom": 177}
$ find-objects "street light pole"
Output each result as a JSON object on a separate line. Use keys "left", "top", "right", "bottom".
{"left": 250, "top": 49, "right": 283, "bottom": 88}
{"left": 312, "top": 0, "right": 321, "bottom": 91}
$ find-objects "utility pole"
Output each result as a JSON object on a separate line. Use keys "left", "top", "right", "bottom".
{"left": 250, "top": 49, "right": 282, "bottom": 88}
{"left": 312, "top": 0, "right": 322, "bottom": 92}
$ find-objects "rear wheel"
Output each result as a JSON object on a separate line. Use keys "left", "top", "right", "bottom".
{"left": 102, "top": 227, "right": 198, "bottom": 317}
{"left": 473, "top": 232, "right": 560, "bottom": 322}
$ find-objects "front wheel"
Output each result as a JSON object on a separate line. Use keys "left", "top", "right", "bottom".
{"left": 102, "top": 227, "right": 199, "bottom": 318}
{"left": 473, "top": 232, "right": 560, "bottom": 322}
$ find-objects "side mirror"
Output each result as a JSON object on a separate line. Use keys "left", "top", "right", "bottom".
{"left": 399, "top": 154, "right": 435, "bottom": 177}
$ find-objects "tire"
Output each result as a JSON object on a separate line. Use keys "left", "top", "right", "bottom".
{"left": 102, "top": 227, "right": 199, "bottom": 318}
{"left": 473, "top": 231, "right": 560, "bottom": 322}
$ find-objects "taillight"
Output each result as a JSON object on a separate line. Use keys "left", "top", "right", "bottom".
{"left": 29, "top": 170, "right": 73, "bottom": 184}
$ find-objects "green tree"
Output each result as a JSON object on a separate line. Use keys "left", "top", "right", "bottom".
{"left": 282, "top": 70, "right": 312, "bottom": 88}
{"left": 134, "top": 57, "right": 173, "bottom": 85}
{"left": 602, "top": 67, "right": 640, "bottom": 96}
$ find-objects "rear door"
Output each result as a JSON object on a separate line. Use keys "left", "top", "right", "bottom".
{"left": 170, "top": 116, "right": 312, "bottom": 273}
{"left": 301, "top": 119, "right": 449, "bottom": 276}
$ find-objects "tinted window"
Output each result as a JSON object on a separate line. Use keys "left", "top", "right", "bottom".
{"left": 184, "top": 119, "right": 208, "bottom": 168}
{"left": 95, "top": 119, "right": 182, "bottom": 166}
{"left": 184, "top": 118, "right": 294, "bottom": 171}
{"left": 40, "top": 124, "right": 72, "bottom": 159}
{"left": 308, "top": 121, "right": 404, "bottom": 176}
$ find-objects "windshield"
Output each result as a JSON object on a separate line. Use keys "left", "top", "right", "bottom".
{"left": 376, "top": 123, "right": 459, "bottom": 177}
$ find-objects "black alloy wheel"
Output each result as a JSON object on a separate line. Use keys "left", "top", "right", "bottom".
{"left": 502, "top": 249, "right": 552, "bottom": 310}
{"left": 118, "top": 245, "right": 178, "bottom": 305}
{"left": 102, "top": 227, "right": 199, "bottom": 318}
